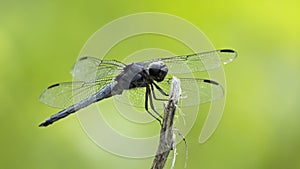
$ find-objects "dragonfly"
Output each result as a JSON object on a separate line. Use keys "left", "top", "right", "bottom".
{"left": 39, "top": 49, "right": 237, "bottom": 127}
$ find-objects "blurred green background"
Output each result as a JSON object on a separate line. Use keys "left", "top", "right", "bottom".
{"left": 1, "top": 0, "right": 299, "bottom": 169}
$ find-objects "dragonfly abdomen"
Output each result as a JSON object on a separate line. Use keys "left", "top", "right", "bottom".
{"left": 39, "top": 82, "right": 115, "bottom": 127}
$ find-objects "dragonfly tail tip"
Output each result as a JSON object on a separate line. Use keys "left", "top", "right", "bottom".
{"left": 39, "top": 121, "right": 51, "bottom": 127}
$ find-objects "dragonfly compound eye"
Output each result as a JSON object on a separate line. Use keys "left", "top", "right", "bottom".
{"left": 148, "top": 61, "right": 168, "bottom": 82}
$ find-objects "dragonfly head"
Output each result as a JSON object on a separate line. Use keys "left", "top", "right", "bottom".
{"left": 148, "top": 61, "right": 168, "bottom": 82}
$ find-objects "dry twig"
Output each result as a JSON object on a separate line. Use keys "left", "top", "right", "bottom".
{"left": 151, "top": 77, "right": 181, "bottom": 169}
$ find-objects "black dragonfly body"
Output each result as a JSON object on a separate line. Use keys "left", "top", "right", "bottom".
{"left": 39, "top": 49, "right": 237, "bottom": 127}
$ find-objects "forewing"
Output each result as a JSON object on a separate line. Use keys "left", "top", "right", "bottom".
{"left": 71, "top": 56, "right": 126, "bottom": 81}
{"left": 142, "top": 49, "right": 237, "bottom": 74}
{"left": 39, "top": 79, "right": 113, "bottom": 108}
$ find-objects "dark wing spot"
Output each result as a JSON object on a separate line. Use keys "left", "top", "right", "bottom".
{"left": 78, "top": 56, "right": 88, "bottom": 61}
{"left": 47, "top": 83, "right": 60, "bottom": 89}
{"left": 220, "top": 49, "right": 235, "bottom": 53}
{"left": 203, "top": 79, "right": 219, "bottom": 85}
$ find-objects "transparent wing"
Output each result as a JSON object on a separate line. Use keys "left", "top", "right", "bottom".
{"left": 41, "top": 57, "right": 125, "bottom": 109}
{"left": 142, "top": 49, "right": 237, "bottom": 74}
{"left": 159, "top": 78, "right": 224, "bottom": 106}
{"left": 71, "top": 56, "right": 126, "bottom": 81}
{"left": 114, "top": 77, "right": 224, "bottom": 109}
{"left": 114, "top": 87, "right": 149, "bottom": 108}
{"left": 39, "top": 79, "right": 113, "bottom": 109}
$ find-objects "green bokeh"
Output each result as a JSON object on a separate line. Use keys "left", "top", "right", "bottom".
{"left": 1, "top": 1, "right": 299, "bottom": 169}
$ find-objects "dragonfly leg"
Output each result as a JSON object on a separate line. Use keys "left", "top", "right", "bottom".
{"left": 147, "top": 86, "right": 163, "bottom": 119}
{"left": 145, "top": 85, "right": 162, "bottom": 125}
{"left": 153, "top": 82, "right": 169, "bottom": 96}
{"left": 150, "top": 84, "right": 168, "bottom": 101}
